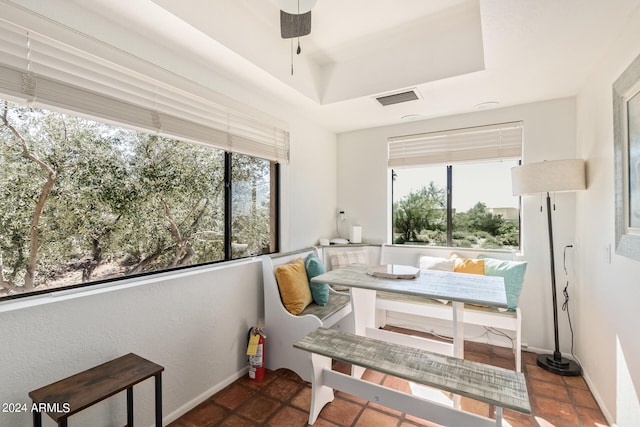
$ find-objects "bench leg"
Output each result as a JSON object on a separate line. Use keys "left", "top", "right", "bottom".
{"left": 516, "top": 309, "right": 522, "bottom": 372}
{"left": 308, "top": 353, "right": 334, "bottom": 425}
{"left": 127, "top": 387, "right": 134, "bottom": 427}
{"left": 32, "top": 410, "right": 41, "bottom": 427}
{"left": 155, "top": 373, "right": 163, "bottom": 427}
{"left": 495, "top": 406, "right": 503, "bottom": 427}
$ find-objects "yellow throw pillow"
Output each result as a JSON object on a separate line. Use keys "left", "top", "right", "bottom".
{"left": 274, "top": 258, "right": 313, "bottom": 315}
{"left": 450, "top": 253, "right": 485, "bottom": 275}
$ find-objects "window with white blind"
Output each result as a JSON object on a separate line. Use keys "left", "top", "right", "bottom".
{"left": 0, "top": 19, "right": 282, "bottom": 300}
{"left": 0, "top": 19, "right": 289, "bottom": 163}
{"left": 390, "top": 122, "right": 522, "bottom": 249}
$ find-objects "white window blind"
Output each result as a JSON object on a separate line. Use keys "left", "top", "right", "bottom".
{"left": 0, "top": 19, "right": 289, "bottom": 163}
{"left": 388, "top": 121, "right": 523, "bottom": 168}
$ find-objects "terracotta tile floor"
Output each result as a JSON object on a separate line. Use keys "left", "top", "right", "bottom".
{"left": 169, "top": 327, "right": 609, "bottom": 427}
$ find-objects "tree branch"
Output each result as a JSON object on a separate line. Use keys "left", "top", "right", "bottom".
{"left": 2, "top": 101, "right": 57, "bottom": 289}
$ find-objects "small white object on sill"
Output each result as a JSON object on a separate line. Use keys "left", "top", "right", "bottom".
{"left": 350, "top": 225, "right": 362, "bottom": 244}
{"left": 330, "top": 238, "right": 349, "bottom": 245}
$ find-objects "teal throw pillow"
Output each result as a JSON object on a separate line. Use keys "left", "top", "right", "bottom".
{"left": 478, "top": 255, "right": 527, "bottom": 310}
{"left": 304, "top": 253, "right": 330, "bottom": 306}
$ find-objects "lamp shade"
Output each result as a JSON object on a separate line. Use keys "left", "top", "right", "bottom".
{"left": 511, "top": 159, "right": 586, "bottom": 195}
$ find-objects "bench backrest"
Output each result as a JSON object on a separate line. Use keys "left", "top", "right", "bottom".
{"left": 263, "top": 248, "right": 318, "bottom": 314}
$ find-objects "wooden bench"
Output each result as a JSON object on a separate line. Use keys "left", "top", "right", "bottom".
{"left": 294, "top": 328, "right": 530, "bottom": 426}
{"left": 376, "top": 244, "right": 523, "bottom": 371}
{"left": 261, "top": 248, "right": 352, "bottom": 382}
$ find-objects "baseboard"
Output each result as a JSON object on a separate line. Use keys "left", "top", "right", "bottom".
{"left": 158, "top": 366, "right": 249, "bottom": 427}
{"left": 574, "top": 355, "right": 615, "bottom": 425}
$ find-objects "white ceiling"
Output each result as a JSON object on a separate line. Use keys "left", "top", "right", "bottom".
{"left": 66, "top": 0, "right": 640, "bottom": 133}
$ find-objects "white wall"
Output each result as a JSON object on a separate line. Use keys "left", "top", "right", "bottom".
{"left": 0, "top": 3, "right": 339, "bottom": 427}
{"left": 336, "top": 98, "right": 580, "bottom": 356}
{"left": 574, "top": 4, "right": 640, "bottom": 424}
{"left": 282, "top": 119, "right": 338, "bottom": 251}
{"left": 1, "top": 262, "right": 262, "bottom": 426}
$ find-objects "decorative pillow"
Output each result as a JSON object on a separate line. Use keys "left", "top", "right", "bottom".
{"left": 329, "top": 250, "right": 368, "bottom": 291}
{"left": 450, "top": 253, "right": 485, "bottom": 275}
{"left": 305, "top": 253, "right": 330, "bottom": 306}
{"left": 273, "top": 258, "right": 313, "bottom": 315}
{"left": 329, "top": 250, "right": 368, "bottom": 270}
{"left": 417, "top": 255, "right": 455, "bottom": 272}
{"left": 478, "top": 255, "right": 528, "bottom": 310}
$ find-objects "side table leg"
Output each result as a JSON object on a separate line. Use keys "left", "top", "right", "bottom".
{"left": 155, "top": 373, "right": 162, "bottom": 427}
{"left": 33, "top": 410, "right": 42, "bottom": 427}
{"left": 127, "top": 387, "right": 134, "bottom": 427}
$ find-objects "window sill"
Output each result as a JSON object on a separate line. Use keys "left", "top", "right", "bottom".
{"left": 0, "top": 256, "right": 260, "bottom": 314}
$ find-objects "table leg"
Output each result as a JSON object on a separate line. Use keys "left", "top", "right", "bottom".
{"left": 33, "top": 410, "right": 41, "bottom": 427}
{"left": 451, "top": 301, "right": 465, "bottom": 359}
{"left": 155, "top": 373, "right": 163, "bottom": 427}
{"left": 452, "top": 301, "right": 464, "bottom": 410}
{"left": 351, "top": 287, "right": 376, "bottom": 336}
{"left": 127, "top": 387, "right": 134, "bottom": 427}
{"left": 350, "top": 287, "right": 377, "bottom": 378}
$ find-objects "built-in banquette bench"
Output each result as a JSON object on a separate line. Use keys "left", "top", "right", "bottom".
{"left": 264, "top": 244, "right": 526, "bottom": 382}
{"left": 261, "top": 248, "right": 352, "bottom": 382}
{"left": 314, "top": 244, "right": 525, "bottom": 372}
{"left": 294, "top": 327, "right": 531, "bottom": 426}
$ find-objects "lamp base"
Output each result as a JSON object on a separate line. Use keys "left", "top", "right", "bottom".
{"left": 537, "top": 353, "right": 582, "bottom": 376}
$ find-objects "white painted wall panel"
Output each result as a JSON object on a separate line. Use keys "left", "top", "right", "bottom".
{"left": 575, "top": 4, "right": 640, "bottom": 423}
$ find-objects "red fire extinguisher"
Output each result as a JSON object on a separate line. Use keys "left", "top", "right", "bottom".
{"left": 247, "top": 326, "right": 266, "bottom": 381}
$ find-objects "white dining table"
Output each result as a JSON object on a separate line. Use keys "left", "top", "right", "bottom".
{"left": 310, "top": 263, "right": 507, "bottom": 377}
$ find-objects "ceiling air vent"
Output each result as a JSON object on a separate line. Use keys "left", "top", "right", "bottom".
{"left": 375, "top": 89, "right": 421, "bottom": 107}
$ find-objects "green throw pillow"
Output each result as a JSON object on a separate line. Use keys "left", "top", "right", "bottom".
{"left": 305, "top": 253, "right": 330, "bottom": 306}
{"left": 478, "top": 255, "right": 527, "bottom": 310}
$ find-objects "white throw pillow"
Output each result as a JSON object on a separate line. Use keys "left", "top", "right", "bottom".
{"left": 417, "top": 255, "right": 455, "bottom": 272}
{"left": 330, "top": 250, "right": 368, "bottom": 270}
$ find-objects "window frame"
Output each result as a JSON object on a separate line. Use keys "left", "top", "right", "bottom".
{"left": 391, "top": 162, "right": 520, "bottom": 249}
{"left": 389, "top": 122, "right": 523, "bottom": 250}
{"left": 0, "top": 101, "right": 280, "bottom": 303}
{"left": 0, "top": 18, "right": 287, "bottom": 302}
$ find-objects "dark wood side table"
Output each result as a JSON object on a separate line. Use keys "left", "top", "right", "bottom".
{"left": 29, "top": 353, "right": 164, "bottom": 427}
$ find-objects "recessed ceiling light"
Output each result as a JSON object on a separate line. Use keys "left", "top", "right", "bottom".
{"left": 475, "top": 101, "right": 500, "bottom": 109}
{"left": 401, "top": 114, "right": 423, "bottom": 121}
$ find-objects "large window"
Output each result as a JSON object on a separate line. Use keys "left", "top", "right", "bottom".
{"left": 0, "top": 100, "right": 279, "bottom": 300}
{"left": 392, "top": 161, "right": 519, "bottom": 248}
{"left": 390, "top": 123, "right": 522, "bottom": 250}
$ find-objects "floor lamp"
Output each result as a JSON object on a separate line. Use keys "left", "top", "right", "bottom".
{"left": 511, "top": 159, "right": 586, "bottom": 376}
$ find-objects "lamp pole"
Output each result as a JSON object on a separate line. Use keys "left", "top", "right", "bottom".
{"left": 537, "top": 192, "right": 581, "bottom": 375}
